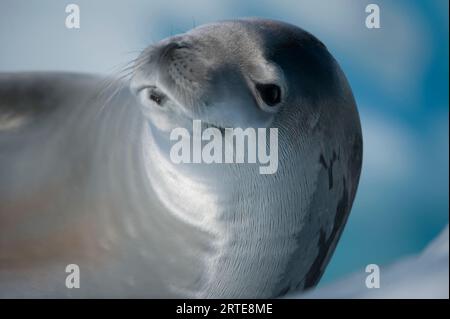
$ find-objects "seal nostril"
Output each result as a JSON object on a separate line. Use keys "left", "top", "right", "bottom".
{"left": 160, "top": 42, "right": 190, "bottom": 61}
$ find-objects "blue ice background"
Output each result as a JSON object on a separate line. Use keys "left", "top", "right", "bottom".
{"left": 0, "top": 0, "right": 448, "bottom": 285}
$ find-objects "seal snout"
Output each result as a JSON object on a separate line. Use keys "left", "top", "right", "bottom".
{"left": 138, "top": 37, "right": 212, "bottom": 112}
{"left": 158, "top": 41, "right": 190, "bottom": 62}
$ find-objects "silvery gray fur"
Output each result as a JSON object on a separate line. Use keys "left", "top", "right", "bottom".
{"left": 0, "top": 19, "right": 362, "bottom": 298}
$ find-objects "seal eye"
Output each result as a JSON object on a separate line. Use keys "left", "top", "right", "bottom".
{"left": 137, "top": 86, "right": 166, "bottom": 107}
{"left": 256, "top": 83, "right": 281, "bottom": 106}
{"left": 149, "top": 92, "right": 163, "bottom": 105}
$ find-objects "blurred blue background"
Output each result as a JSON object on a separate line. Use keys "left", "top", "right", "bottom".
{"left": 0, "top": 0, "right": 448, "bottom": 285}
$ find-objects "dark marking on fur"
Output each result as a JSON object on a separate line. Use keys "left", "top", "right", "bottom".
{"left": 349, "top": 134, "right": 363, "bottom": 194}
{"left": 278, "top": 285, "right": 291, "bottom": 296}
{"left": 303, "top": 177, "right": 349, "bottom": 289}
{"left": 319, "top": 153, "right": 327, "bottom": 169}
{"left": 319, "top": 151, "right": 338, "bottom": 190}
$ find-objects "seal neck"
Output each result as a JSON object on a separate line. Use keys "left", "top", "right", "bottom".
{"left": 141, "top": 122, "right": 304, "bottom": 297}
{"left": 141, "top": 123, "right": 230, "bottom": 232}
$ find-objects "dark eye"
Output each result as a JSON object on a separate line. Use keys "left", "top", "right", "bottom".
{"left": 138, "top": 86, "right": 166, "bottom": 107}
{"left": 256, "top": 83, "right": 281, "bottom": 106}
{"left": 149, "top": 91, "right": 163, "bottom": 105}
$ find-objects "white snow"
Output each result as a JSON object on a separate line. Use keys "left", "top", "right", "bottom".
{"left": 288, "top": 225, "right": 449, "bottom": 299}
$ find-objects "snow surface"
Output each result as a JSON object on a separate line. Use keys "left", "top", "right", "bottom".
{"left": 288, "top": 225, "right": 449, "bottom": 299}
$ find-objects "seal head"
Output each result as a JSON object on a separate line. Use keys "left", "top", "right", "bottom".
{"left": 131, "top": 18, "right": 363, "bottom": 297}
